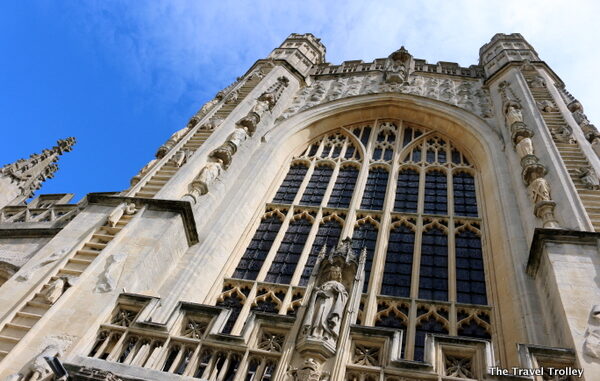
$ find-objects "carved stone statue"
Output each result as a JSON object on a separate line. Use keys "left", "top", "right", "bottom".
{"left": 306, "top": 266, "right": 348, "bottom": 343}
{"left": 537, "top": 100, "right": 558, "bottom": 112}
{"left": 584, "top": 305, "right": 600, "bottom": 359}
{"left": 224, "top": 90, "right": 239, "bottom": 104}
{"left": 25, "top": 344, "right": 61, "bottom": 381}
{"left": 528, "top": 177, "right": 552, "bottom": 204}
{"left": 289, "top": 358, "right": 324, "bottom": 381}
{"left": 156, "top": 126, "right": 191, "bottom": 159}
{"left": 505, "top": 102, "right": 523, "bottom": 127}
{"left": 107, "top": 203, "right": 136, "bottom": 227}
{"left": 40, "top": 276, "right": 69, "bottom": 304}
{"left": 189, "top": 160, "right": 223, "bottom": 198}
{"left": 515, "top": 136, "right": 534, "bottom": 158}
{"left": 578, "top": 166, "right": 600, "bottom": 190}
{"left": 529, "top": 75, "right": 546, "bottom": 88}
{"left": 16, "top": 249, "right": 68, "bottom": 282}
{"left": 171, "top": 148, "right": 192, "bottom": 168}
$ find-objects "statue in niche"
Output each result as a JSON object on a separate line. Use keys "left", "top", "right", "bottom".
{"left": 584, "top": 305, "right": 600, "bottom": 359}
{"left": 307, "top": 265, "right": 348, "bottom": 343}
{"left": 515, "top": 136, "right": 534, "bottom": 158}
{"left": 578, "top": 166, "right": 600, "bottom": 190}
{"left": 528, "top": 177, "right": 552, "bottom": 204}
{"left": 288, "top": 358, "right": 327, "bottom": 381}
{"left": 505, "top": 102, "right": 523, "bottom": 127}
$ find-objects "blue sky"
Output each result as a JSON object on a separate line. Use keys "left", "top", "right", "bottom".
{"left": 1, "top": 1, "right": 599, "bottom": 202}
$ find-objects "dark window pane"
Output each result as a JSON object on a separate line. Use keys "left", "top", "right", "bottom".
{"left": 423, "top": 170, "right": 447, "bottom": 215}
{"left": 352, "top": 222, "right": 379, "bottom": 292}
{"left": 453, "top": 172, "right": 478, "bottom": 217}
{"left": 414, "top": 316, "right": 448, "bottom": 361}
{"left": 361, "top": 168, "right": 389, "bottom": 210}
{"left": 328, "top": 166, "right": 359, "bottom": 208}
{"left": 272, "top": 164, "right": 308, "bottom": 204}
{"left": 381, "top": 225, "right": 415, "bottom": 297}
{"left": 300, "top": 166, "right": 334, "bottom": 206}
{"left": 233, "top": 216, "right": 283, "bottom": 280}
{"left": 265, "top": 218, "right": 312, "bottom": 284}
{"left": 418, "top": 228, "right": 448, "bottom": 301}
{"left": 455, "top": 230, "right": 487, "bottom": 305}
{"left": 300, "top": 219, "right": 342, "bottom": 285}
{"left": 394, "top": 169, "right": 419, "bottom": 213}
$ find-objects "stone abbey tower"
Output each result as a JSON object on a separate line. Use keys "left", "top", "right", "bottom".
{"left": 0, "top": 32, "right": 598, "bottom": 380}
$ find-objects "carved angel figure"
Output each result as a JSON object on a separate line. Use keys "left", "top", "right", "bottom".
{"left": 578, "top": 166, "right": 600, "bottom": 190}
{"left": 130, "top": 158, "right": 158, "bottom": 186}
{"left": 307, "top": 266, "right": 348, "bottom": 342}
{"left": 537, "top": 100, "right": 558, "bottom": 113}
{"left": 529, "top": 75, "right": 546, "bottom": 88}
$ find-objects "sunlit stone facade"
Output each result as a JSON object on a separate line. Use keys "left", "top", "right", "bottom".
{"left": 0, "top": 32, "right": 598, "bottom": 380}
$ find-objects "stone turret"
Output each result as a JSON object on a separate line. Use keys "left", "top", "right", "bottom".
{"left": 479, "top": 33, "right": 540, "bottom": 78}
{"left": 0, "top": 137, "right": 76, "bottom": 208}
{"left": 268, "top": 33, "right": 327, "bottom": 77}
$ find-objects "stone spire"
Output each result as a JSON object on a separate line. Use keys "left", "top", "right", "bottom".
{"left": 0, "top": 137, "right": 76, "bottom": 207}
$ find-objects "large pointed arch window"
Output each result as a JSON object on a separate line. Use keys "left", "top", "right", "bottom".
{"left": 223, "top": 120, "right": 490, "bottom": 362}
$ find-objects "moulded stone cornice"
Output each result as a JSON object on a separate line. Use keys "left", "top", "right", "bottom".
{"left": 86, "top": 193, "right": 198, "bottom": 245}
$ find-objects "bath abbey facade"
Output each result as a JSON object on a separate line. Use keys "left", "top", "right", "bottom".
{"left": 0, "top": 32, "right": 598, "bottom": 380}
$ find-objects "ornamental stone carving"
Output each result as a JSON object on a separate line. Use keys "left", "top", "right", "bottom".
{"left": 276, "top": 73, "right": 492, "bottom": 122}
{"left": 584, "top": 305, "right": 600, "bottom": 360}
{"left": 537, "top": 100, "right": 558, "bottom": 113}
{"left": 305, "top": 265, "right": 348, "bottom": 345}
{"left": 130, "top": 158, "right": 158, "bottom": 186}
{"left": 578, "top": 166, "right": 600, "bottom": 190}
{"left": 505, "top": 102, "right": 524, "bottom": 127}
{"left": 16, "top": 249, "right": 68, "bottom": 282}
{"left": 40, "top": 276, "right": 69, "bottom": 304}
{"left": 515, "top": 136, "right": 534, "bottom": 158}
{"left": 528, "top": 177, "right": 552, "bottom": 204}
{"left": 95, "top": 252, "right": 127, "bottom": 293}
{"left": 156, "top": 126, "right": 191, "bottom": 159}
{"left": 107, "top": 203, "right": 136, "bottom": 228}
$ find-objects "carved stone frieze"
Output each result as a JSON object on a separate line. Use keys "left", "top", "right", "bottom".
{"left": 276, "top": 73, "right": 493, "bottom": 122}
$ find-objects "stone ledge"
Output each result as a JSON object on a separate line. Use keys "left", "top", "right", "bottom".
{"left": 87, "top": 193, "right": 199, "bottom": 245}
{"left": 527, "top": 228, "right": 600, "bottom": 277}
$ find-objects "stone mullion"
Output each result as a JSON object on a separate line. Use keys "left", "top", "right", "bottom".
{"left": 123, "top": 337, "right": 143, "bottom": 365}
{"left": 289, "top": 209, "right": 323, "bottom": 286}
{"left": 320, "top": 158, "right": 341, "bottom": 208}
{"left": 292, "top": 158, "right": 317, "bottom": 206}
{"left": 231, "top": 284, "right": 258, "bottom": 335}
{"left": 232, "top": 350, "right": 250, "bottom": 381}
{"left": 343, "top": 119, "right": 378, "bottom": 239}
{"left": 216, "top": 352, "right": 233, "bottom": 381}
{"left": 255, "top": 208, "right": 295, "bottom": 282}
{"left": 148, "top": 336, "right": 173, "bottom": 370}
{"left": 167, "top": 344, "right": 185, "bottom": 373}
{"left": 91, "top": 330, "right": 116, "bottom": 359}
{"left": 447, "top": 167, "right": 457, "bottom": 336}
{"left": 183, "top": 343, "right": 203, "bottom": 377}
{"left": 106, "top": 330, "right": 129, "bottom": 362}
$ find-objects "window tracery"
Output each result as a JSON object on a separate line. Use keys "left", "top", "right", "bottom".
{"left": 221, "top": 119, "right": 491, "bottom": 364}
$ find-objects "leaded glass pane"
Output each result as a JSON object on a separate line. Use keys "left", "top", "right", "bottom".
{"left": 418, "top": 227, "right": 448, "bottom": 301}
{"left": 456, "top": 230, "right": 487, "bottom": 305}
{"left": 453, "top": 172, "right": 478, "bottom": 217}
{"left": 394, "top": 168, "right": 419, "bottom": 213}
{"left": 299, "top": 165, "right": 334, "bottom": 206}
{"left": 360, "top": 168, "right": 388, "bottom": 210}
{"left": 265, "top": 218, "right": 312, "bottom": 284}
{"left": 272, "top": 163, "right": 308, "bottom": 204}
{"left": 301, "top": 219, "right": 342, "bottom": 285}
{"left": 381, "top": 225, "right": 415, "bottom": 297}
{"left": 233, "top": 216, "right": 283, "bottom": 280}
{"left": 424, "top": 170, "right": 447, "bottom": 215}
{"left": 328, "top": 166, "right": 359, "bottom": 208}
